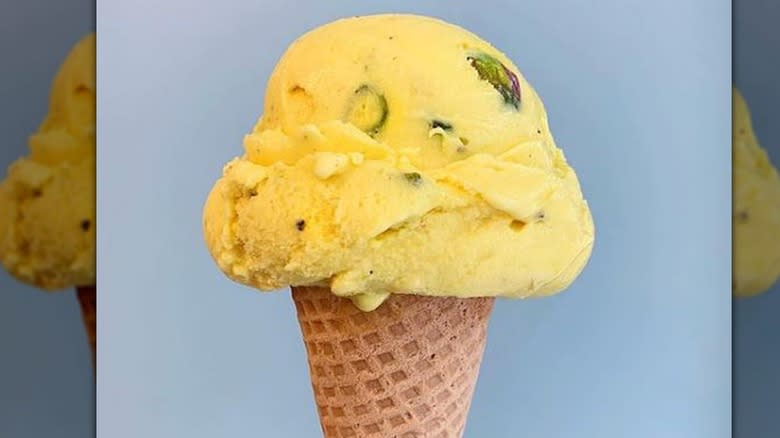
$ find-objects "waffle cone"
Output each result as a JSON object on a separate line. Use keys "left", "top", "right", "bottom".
{"left": 292, "top": 286, "right": 494, "bottom": 437}
{"left": 76, "top": 285, "right": 96, "bottom": 369}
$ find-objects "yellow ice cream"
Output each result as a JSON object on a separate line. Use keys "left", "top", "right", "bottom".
{"left": 733, "top": 88, "right": 780, "bottom": 297}
{"left": 204, "top": 15, "right": 594, "bottom": 311}
{"left": 0, "top": 33, "right": 95, "bottom": 290}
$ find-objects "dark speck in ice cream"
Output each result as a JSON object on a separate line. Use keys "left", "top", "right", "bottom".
{"left": 296, "top": 219, "right": 306, "bottom": 231}
{"left": 403, "top": 172, "right": 423, "bottom": 187}
{"left": 430, "top": 119, "right": 453, "bottom": 131}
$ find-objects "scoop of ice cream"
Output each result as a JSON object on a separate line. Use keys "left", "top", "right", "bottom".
{"left": 733, "top": 88, "right": 780, "bottom": 297}
{"left": 0, "top": 33, "right": 95, "bottom": 290}
{"left": 204, "top": 15, "right": 594, "bottom": 310}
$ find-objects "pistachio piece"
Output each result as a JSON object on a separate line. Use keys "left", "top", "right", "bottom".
{"left": 430, "top": 119, "right": 453, "bottom": 131}
{"left": 344, "top": 84, "right": 388, "bottom": 136}
{"left": 403, "top": 172, "right": 423, "bottom": 187}
{"left": 467, "top": 52, "right": 521, "bottom": 109}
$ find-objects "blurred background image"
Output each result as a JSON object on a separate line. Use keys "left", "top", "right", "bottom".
{"left": 734, "top": 0, "right": 780, "bottom": 437}
{"left": 0, "top": 1, "right": 95, "bottom": 437}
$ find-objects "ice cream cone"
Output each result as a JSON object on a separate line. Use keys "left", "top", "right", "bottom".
{"left": 292, "top": 286, "right": 494, "bottom": 437}
{"left": 203, "top": 15, "right": 594, "bottom": 436}
{"left": 76, "top": 285, "right": 96, "bottom": 369}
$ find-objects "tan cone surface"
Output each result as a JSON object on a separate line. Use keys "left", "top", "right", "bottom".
{"left": 293, "top": 286, "right": 494, "bottom": 437}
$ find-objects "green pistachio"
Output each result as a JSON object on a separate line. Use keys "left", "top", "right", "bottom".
{"left": 467, "top": 52, "right": 522, "bottom": 109}
{"left": 344, "top": 84, "right": 388, "bottom": 136}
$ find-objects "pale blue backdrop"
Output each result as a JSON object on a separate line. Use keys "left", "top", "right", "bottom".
{"left": 0, "top": 1, "right": 94, "bottom": 437}
{"left": 98, "top": 1, "right": 732, "bottom": 437}
{"left": 733, "top": 0, "right": 780, "bottom": 437}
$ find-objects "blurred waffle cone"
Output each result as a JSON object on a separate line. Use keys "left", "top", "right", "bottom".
{"left": 292, "top": 286, "right": 494, "bottom": 437}
{"left": 76, "top": 285, "right": 96, "bottom": 368}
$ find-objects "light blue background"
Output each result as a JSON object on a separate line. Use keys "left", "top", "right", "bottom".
{"left": 733, "top": 0, "right": 780, "bottom": 437}
{"left": 0, "top": 1, "right": 94, "bottom": 437}
{"left": 98, "top": 1, "right": 732, "bottom": 437}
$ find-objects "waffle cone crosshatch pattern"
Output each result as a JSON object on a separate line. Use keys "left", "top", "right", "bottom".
{"left": 293, "top": 287, "right": 494, "bottom": 437}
